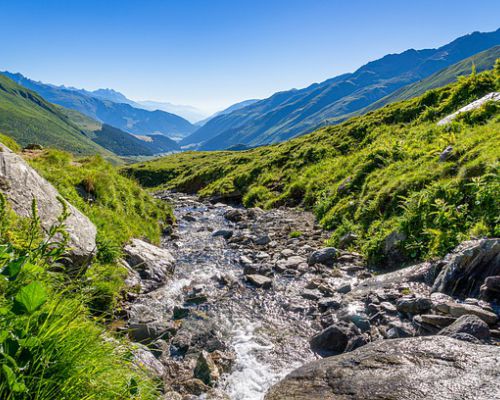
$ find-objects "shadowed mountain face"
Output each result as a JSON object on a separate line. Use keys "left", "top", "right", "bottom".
{"left": 182, "top": 28, "right": 500, "bottom": 150}
{"left": 1, "top": 72, "right": 196, "bottom": 140}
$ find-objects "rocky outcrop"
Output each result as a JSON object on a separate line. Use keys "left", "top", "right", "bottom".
{"left": 437, "top": 92, "right": 500, "bottom": 125}
{"left": 123, "top": 238, "right": 175, "bottom": 292}
{"left": 432, "top": 239, "right": 500, "bottom": 298}
{"left": 0, "top": 143, "right": 96, "bottom": 271}
{"left": 265, "top": 336, "right": 500, "bottom": 400}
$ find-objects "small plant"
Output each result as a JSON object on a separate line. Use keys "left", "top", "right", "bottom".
{"left": 289, "top": 231, "right": 303, "bottom": 238}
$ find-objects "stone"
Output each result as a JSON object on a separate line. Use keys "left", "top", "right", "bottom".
{"left": 419, "top": 314, "right": 456, "bottom": 329}
{"left": 309, "top": 322, "right": 356, "bottom": 356}
{"left": 307, "top": 247, "right": 338, "bottom": 266}
{"left": 432, "top": 239, "right": 500, "bottom": 298}
{"left": 282, "top": 256, "right": 307, "bottom": 269}
{"left": 301, "top": 289, "right": 321, "bottom": 301}
{"left": 265, "top": 336, "right": 500, "bottom": 400}
{"left": 338, "top": 232, "right": 358, "bottom": 249}
{"left": 212, "top": 229, "right": 233, "bottom": 239}
{"left": 123, "top": 239, "right": 175, "bottom": 292}
{"left": 335, "top": 283, "right": 351, "bottom": 294}
{"left": 438, "top": 145, "right": 454, "bottom": 162}
{"left": 182, "top": 378, "right": 211, "bottom": 396}
{"left": 381, "top": 230, "right": 407, "bottom": 268}
{"left": 396, "top": 296, "right": 432, "bottom": 314}
{"left": 484, "top": 275, "right": 500, "bottom": 292}
{"left": 281, "top": 249, "right": 295, "bottom": 257}
{"left": 246, "top": 274, "right": 272, "bottom": 289}
{"left": 131, "top": 344, "right": 165, "bottom": 378}
{"left": 194, "top": 351, "right": 220, "bottom": 386}
{"left": 128, "top": 321, "right": 174, "bottom": 344}
{"left": 223, "top": 208, "right": 245, "bottom": 222}
{"left": 0, "top": 143, "right": 97, "bottom": 272}
{"left": 437, "top": 302, "right": 498, "bottom": 325}
{"left": 173, "top": 306, "right": 189, "bottom": 320}
{"left": 254, "top": 234, "right": 271, "bottom": 245}
{"left": 317, "top": 297, "right": 342, "bottom": 312}
{"left": 239, "top": 255, "right": 253, "bottom": 265}
{"left": 439, "top": 314, "right": 491, "bottom": 342}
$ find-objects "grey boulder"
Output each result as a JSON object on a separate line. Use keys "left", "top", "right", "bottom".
{"left": 0, "top": 143, "right": 96, "bottom": 271}
{"left": 439, "top": 314, "right": 491, "bottom": 342}
{"left": 307, "top": 247, "right": 337, "bottom": 266}
{"left": 266, "top": 336, "right": 500, "bottom": 400}
{"left": 123, "top": 238, "right": 175, "bottom": 292}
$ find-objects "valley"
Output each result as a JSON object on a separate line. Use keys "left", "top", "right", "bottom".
{"left": 0, "top": 9, "right": 499, "bottom": 400}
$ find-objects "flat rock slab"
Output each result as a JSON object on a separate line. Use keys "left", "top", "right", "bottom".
{"left": 265, "top": 336, "right": 500, "bottom": 400}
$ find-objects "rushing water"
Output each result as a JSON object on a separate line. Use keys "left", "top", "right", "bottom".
{"left": 136, "top": 194, "right": 318, "bottom": 399}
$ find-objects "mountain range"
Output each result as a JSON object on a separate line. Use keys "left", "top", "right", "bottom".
{"left": 0, "top": 73, "right": 179, "bottom": 159}
{"left": 181, "top": 28, "right": 500, "bottom": 150}
{"left": 1, "top": 72, "right": 196, "bottom": 141}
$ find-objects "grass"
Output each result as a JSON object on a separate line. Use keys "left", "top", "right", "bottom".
{"left": 125, "top": 64, "right": 500, "bottom": 266}
{"left": 0, "top": 195, "right": 160, "bottom": 399}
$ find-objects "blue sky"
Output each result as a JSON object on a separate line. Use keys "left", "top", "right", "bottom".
{"left": 1, "top": 0, "right": 499, "bottom": 114}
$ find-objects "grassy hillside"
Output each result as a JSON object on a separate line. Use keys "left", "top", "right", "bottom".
{"left": 0, "top": 74, "right": 115, "bottom": 157}
{"left": 0, "top": 138, "right": 171, "bottom": 398}
{"left": 125, "top": 65, "right": 500, "bottom": 266}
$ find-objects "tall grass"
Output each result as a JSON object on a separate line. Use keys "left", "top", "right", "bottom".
{"left": 0, "top": 195, "right": 160, "bottom": 399}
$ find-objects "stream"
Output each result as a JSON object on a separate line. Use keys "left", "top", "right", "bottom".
{"left": 128, "top": 192, "right": 342, "bottom": 399}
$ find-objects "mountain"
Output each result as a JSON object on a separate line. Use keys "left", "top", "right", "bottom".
{"left": 193, "top": 99, "right": 260, "bottom": 128}
{"left": 0, "top": 73, "right": 115, "bottom": 157}
{"left": 361, "top": 45, "right": 500, "bottom": 113}
{"left": 57, "top": 107, "right": 179, "bottom": 156}
{"left": 136, "top": 100, "right": 208, "bottom": 123}
{"left": 1, "top": 72, "right": 196, "bottom": 140}
{"left": 181, "top": 28, "right": 500, "bottom": 150}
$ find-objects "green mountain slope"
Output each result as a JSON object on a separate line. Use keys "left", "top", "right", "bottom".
{"left": 124, "top": 65, "right": 500, "bottom": 267}
{"left": 57, "top": 106, "right": 180, "bottom": 156}
{"left": 2, "top": 72, "right": 195, "bottom": 140}
{"left": 0, "top": 74, "right": 114, "bottom": 156}
{"left": 181, "top": 28, "right": 500, "bottom": 150}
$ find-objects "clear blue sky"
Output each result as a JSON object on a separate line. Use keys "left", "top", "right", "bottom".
{"left": 1, "top": 0, "right": 499, "bottom": 113}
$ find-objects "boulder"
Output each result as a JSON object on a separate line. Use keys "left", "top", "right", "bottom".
{"left": 432, "top": 239, "right": 500, "bottom": 298}
{"left": 309, "top": 321, "right": 357, "bottom": 356}
{"left": 439, "top": 314, "right": 491, "bottom": 342}
{"left": 131, "top": 344, "right": 165, "bottom": 378}
{"left": 396, "top": 296, "right": 432, "bottom": 314}
{"left": 123, "top": 238, "right": 175, "bottom": 292}
{"left": 128, "top": 321, "right": 175, "bottom": 344}
{"left": 435, "top": 301, "right": 498, "bottom": 325}
{"left": 212, "top": 229, "right": 233, "bottom": 239}
{"left": 0, "top": 143, "right": 97, "bottom": 272}
{"left": 246, "top": 274, "right": 273, "bottom": 289}
{"left": 194, "top": 351, "right": 220, "bottom": 386}
{"left": 223, "top": 208, "right": 245, "bottom": 222}
{"left": 307, "top": 247, "right": 337, "bottom": 266}
{"left": 265, "top": 336, "right": 500, "bottom": 400}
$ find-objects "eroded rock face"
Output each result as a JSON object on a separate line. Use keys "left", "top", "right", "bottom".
{"left": 0, "top": 144, "right": 96, "bottom": 271}
{"left": 123, "top": 238, "right": 175, "bottom": 292}
{"left": 265, "top": 336, "right": 500, "bottom": 400}
{"left": 433, "top": 239, "right": 500, "bottom": 298}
